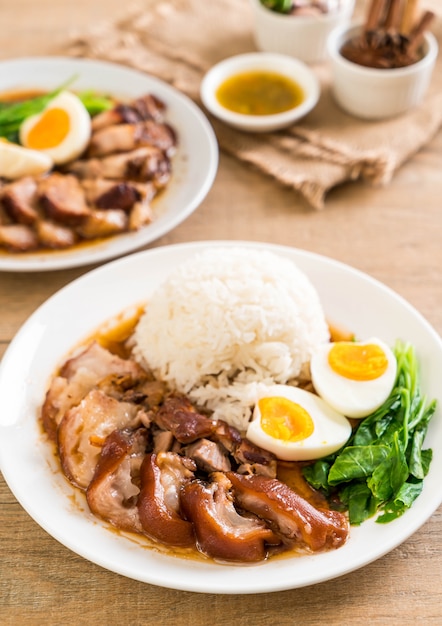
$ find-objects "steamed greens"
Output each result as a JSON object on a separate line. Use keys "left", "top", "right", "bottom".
{"left": 77, "top": 91, "right": 114, "bottom": 116}
{"left": 303, "top": 341, "right": 436, "bottom": 524}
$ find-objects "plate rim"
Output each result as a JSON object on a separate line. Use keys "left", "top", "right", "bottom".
{"left": 0, "top": 56, "right": 219, "bottom": 272}
{"left": 1, "top": 239, "right": 441, "bottom": 593}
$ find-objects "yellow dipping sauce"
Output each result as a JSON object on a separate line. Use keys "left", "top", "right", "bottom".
{"left": 215, "top": 70, "right": 305, "bottom": 116}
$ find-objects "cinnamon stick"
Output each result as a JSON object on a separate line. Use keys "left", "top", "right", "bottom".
{"left": 407, "top": 10, "right": 435, "bottom": 54}
{"left": 365, "top": 0, "right": 388, "bottom": 32}
{"left": 384, "top": 0, "right": 404, "bottom": 31}
{"left": 401, "top": 0, "right": 419, "bottom": 35}
{"left": 343, "top": 0, "right": 435, "bottom": 69}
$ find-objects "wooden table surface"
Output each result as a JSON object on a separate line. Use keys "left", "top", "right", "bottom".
{"left": 1, "top": 1, "right": 441, "bottom": 624}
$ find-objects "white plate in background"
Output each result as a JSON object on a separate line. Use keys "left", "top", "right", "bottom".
{"left": 0, "top": 57, "right": 218, "bottom": 271}
{"left": 0, "top": 240, "right": 441, "bottom": 593}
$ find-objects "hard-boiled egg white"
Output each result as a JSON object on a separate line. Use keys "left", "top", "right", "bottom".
{"left": 246, "top": 384, "right": 352, "bottom": 461}
{"left": 0, "top": 138, "right": 53, "bottom": 179}
{"left": 19, "top": 91, "right": 91, "bottom": 165}
{"left": 310, "top": 337, "right": 397, "bottom": 419}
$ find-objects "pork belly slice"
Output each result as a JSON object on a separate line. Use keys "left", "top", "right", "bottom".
{"left": 184, "top": 438, "right": 231, "bottom": 473}
{"left": 132, "top": 94, "right": 167, "bottom": 123}
{"left": 91, "top": 94, "right": 167, "bottom": 131}
{"left": 211, "top": 419, "right": 242, "bottom": 452}
{"left": 227, "top": 472, "right": 349, "bottom": 552}
{"left": 137, "top": 452, "right": 196, "bottom": 547}
{"left": 0, "top": 223, "right": 38, "bottom": 251}
{"left": 76, "top": 208, "right": 128, "bottom": 239}
{"left": 97, "top": 376, "right": 167, "bottom": 414}
{"left": 153, "top": 397, "right": 276, "bottom": 476}
{"left": 93, "top": 189, "right": 155, "bottom": 233}
{"left": 213, "top": 420, "right": 277, "bottom": 478}
{"left": 152, "top": 428, "right": 175, "bottom": 454}
{"left": 233, "top": 438, "right": 278, "bottom": 478}
{"left": 58, "top": 388, "right": 144, "bottom": 490}
{"left": 35, "top": 219, "right": 77, "bottom": 249}
{"left": 1, "top": 176, "right": 39, "bottom": 225}
{"left": 180, "top": 473, "right": 279, "bottom": 563}
{"left": 60, "top": 341, "right": 145, "bottom": 380}
{"left": 67, "top": 147, "right": 171, "bottom": 188}
{"left": 89, "top": 180, "right": 141, "bottom": 210}
{"left": 41, "top": 341, "right": 146, "bottom": 439}
{"left": 86, "top": 428, "right": 148, "bottom": 534}
{"left": 81, "top": 179, "right": 156, "bottom": 216}
{"left": 38, "top": 173, "right": 91, "bottom": 225}
{"left": 88, "top": 120, "right": 176, "bottom": 158}
{"left": 91, "top": 105, "right": 141, "bottom": 132}
{"left": 121, "top": 378, "right": 168, "bottom": 410}
{"left": 128, "top": 200, "right": 154, "bottom": 231}
{"left": 153, "top": 395, "right": 217, "bottom": 444}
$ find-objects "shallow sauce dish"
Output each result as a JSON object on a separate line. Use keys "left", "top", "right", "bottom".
{"left": 0, "top": 240, "right": 441, "bottom": 594}
{"left": 0, "top": 57, "right": 218, "bottom": 272}
{"left": 200, "top": 53, "right": 320, "bottom": 132}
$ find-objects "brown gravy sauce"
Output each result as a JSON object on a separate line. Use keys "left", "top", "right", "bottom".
{"left": 0, "top": 88, "right": 48, "bottom": 103}
{"left": 43, "top": 308, "right": 351, "bottom": 564}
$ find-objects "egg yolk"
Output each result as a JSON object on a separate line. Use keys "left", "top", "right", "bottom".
{"left": 258, "top": 396, "right": 314, "bottom": 442}
{"left": 328, "top": 342, "right": 388, "bottom": 381}
{"left": 25, "top": 108, "right": 70, "bottom": 149}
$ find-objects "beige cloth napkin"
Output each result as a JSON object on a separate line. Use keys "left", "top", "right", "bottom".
{"left": 66, "top": 0, "right": 442, "bottom": 209}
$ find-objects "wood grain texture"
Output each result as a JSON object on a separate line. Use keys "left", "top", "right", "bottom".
{"left": 1, "top": 1, "right": 441, "bottom": 624}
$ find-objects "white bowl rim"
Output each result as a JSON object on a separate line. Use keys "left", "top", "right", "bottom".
{"left": 328, "top": 23, "right": 439, "bottom": 76}
{"left": 200, "top": 52, "right": 320, "bottom": 130}
{"left": 249, "top": 0, "right": 355, "bottom": 23}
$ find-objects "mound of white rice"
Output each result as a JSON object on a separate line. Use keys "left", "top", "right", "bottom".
{"left": 132, "top": 247, "right": 330, "bottom": 430}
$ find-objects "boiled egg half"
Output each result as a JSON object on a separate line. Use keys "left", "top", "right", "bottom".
{"left": 246, "top": 384, "right": 352, "bottom": 461}
{"left": 310, "top": 338, "right": 397, "bottom": 419}
{"left": 19, "top": 90, "right": 91, "bottom": 165}
{"left": 0, "top": 138, "right": 53, "bottom": 179}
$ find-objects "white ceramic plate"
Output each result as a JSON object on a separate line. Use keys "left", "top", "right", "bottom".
{"left": 0, "top": 241, "right": 441, "bottom": 594}
{"left": 0, "top": 58, "right": 218, "bottom": 272}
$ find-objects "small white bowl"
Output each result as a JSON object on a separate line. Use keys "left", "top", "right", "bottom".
{"left": 200, "top": 52, "right": 320, "bottom": 133}
{"left": 328, "top": 24, "right": 439, "bottom": 120}
{"left": 249, "top": 0, "right": 355, "bottom": 65}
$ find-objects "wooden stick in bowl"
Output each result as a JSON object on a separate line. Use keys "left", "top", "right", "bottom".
{"left": 401, "top": 0, "right": 419, "bottom": 35}
{"left": 365, "top": 0, "right": 388, "bottom": 32}
{"left": 343, "top": 0, "right": 435, "bottom": 68}
{"left": 407, "top": 10, "right": 436, "bottom": 55}
{"left": 384, "top": 0, "right": 404, "bottom": 32}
